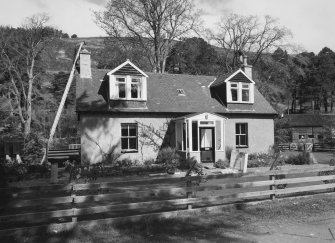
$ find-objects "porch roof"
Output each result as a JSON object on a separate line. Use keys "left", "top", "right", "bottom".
{"left": 172, "top": 112, "right": 228, "bottom": 121}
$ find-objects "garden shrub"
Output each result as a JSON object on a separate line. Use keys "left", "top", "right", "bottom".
{"left": 156, "top": 147, "right": 180, "bottom": 173}
{"left": 247, "top": 152, "right": 285, "bottom": 168}
{"left": 214, "top": 159, "right": 229, "bottom": 169}
{"left": 285, "top": 151, "right": 312, "bottom": 165}
{"left": 143, "top": 158, "right": 155, "bottom": 166}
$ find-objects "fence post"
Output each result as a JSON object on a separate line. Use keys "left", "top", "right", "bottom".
{"left": 186, "top": 180, "right": 192, "bottom": 210}
{"left": 71, "top": 184, "right": 77, "bottom": 223}
{"left": 269, "top": 175, "right": 276, "bottom": 200}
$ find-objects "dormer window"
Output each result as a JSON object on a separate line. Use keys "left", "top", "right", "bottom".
{"left": 116, "top": 77, "right": 126, "bottom": 98}
{"left": 231, "top": 83, "right": 238, "bottom": 101}
{"left": 131, "top": 78, "right": 141, "bottom": 99}
{"left": 242, "top": 84, "right": 250, "bottom": 102}
{"left": 229, "top": 82, "right": 250, "bottom": 103}
{"left": 108, "top": 60, "right": 148, "bottom": 102}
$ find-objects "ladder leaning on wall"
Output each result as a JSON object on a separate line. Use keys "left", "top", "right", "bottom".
{"left": 40, "top": 42, "right": 85, "bottom": 165}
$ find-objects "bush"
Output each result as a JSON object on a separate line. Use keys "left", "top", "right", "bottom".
{"left": 214, "top": 159, "right": 229, "bottom": 169}
{"left": 156, "top": 147, "right": 180, "bottom": 173}
{"left": 285, "top": 151, "right": 312, "bottom": 165}
{"left": 71, "top": 34, "right": 78, "bottom": 38}
{"left": 247, "top": 152, "right": 285, "bottom": 168}
{"left": 143, "top": 158, "right": 155, "bottom": 166}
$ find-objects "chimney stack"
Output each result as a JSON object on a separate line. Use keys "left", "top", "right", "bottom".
{"left": 79, "top": 48, "right": 92, "bottom": 79}
{"left": 241, "top": 54, "right": 252, "bottom": 79}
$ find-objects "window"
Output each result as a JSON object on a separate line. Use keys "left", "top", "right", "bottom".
{"left": 231, "top": 83, "right": 238, "bottom": 101}
{"left": 131, "top": 78, "right": 141, "bottom": 99}
{"left": 318, "top": 134, "right": 324, "bottom": 140}
{"left": 115, "top": 76, "right": 143, "bottom": 100}
{"left": 121, "top": 124, "right": 138, "bottom": 151}
{"left": 242, "top": 84, "right": 250, "bottom": 102}
{"left": 116, "top": 77, "right": 126, "bottom": 98}
{"left": 308, "top": 135, "right": 314, "bottom": 138}
{"left": 236, "top": 123, "right": 248, "bottom": 147}
{"left": 229, "top": 82, "right": 252, "bottom": 103}
{"left": 192, "top": 121, "right": 198, "bottom": 151}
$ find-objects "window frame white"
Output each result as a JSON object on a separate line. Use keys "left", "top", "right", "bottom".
{"left": 115, "top": 75, "right": 143, "bottom": 100}
{"left": 121, "top": 123, "right": 138, "bottom": 152}
{"left": 229, "top": 82, "right": 251, "bottom": 103}
{"left": 235, "top": 123, "right": 248, "bottom": 148}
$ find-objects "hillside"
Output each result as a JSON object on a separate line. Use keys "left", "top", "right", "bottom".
{"left": 41, "top": 37, "right": 335, "bottom": 115}
{"left": 42, "top": 37, "right": 107, "bottom": 72}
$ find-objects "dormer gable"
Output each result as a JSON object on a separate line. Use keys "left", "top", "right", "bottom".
{"left": 107, "top": 60, "right": 148, "bottom": 101}
{"left": 224, "top": 69, "right": 255, "bottom": 104}
{"left": 210, "top": 69, "right": 255, "bottom": 104}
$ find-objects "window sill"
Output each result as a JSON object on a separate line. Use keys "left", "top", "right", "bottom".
{"left": 121, "top": 150, "right": 138, "bottom": 153}
{"left": 228, "top": 101, "right": 253, "bottom": 104}
{"left": 112, "top": 98, "right": 145, "bottom": 101}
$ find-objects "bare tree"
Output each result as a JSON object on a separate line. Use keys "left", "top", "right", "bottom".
{"left": 94, "top": 0, "right": 201, "bottom": 73}
{"left": 0, "top": 13, "right": 55, "bottom": 137}
{"left": 211, "top": 14, "right": 291, "bottom": 72}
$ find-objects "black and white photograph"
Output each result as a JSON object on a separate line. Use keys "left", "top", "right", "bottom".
{"left": 0, "top": 0, "right": 335, "bottom": 242}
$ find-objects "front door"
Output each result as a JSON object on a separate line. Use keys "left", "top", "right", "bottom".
{"left": 200, "top": 127, "right": 215, "bottom": 162}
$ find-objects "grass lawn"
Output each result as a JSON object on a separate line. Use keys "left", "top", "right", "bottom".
{"left": 2, "top": 193, "right": 335, "bottom": 243}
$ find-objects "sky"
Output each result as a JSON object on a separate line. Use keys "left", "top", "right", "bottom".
{"left": 0, "top": 0, "right": 334, "bottom": 54}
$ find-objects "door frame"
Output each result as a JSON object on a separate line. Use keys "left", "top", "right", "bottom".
{"left": 199, "top": 127, "right": 215, "bottom": 162}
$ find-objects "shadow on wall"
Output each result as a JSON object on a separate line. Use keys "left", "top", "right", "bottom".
{"left": 80, "top": 114, "right": 122, "bottom": 164}
{"left": 137, "top": 119, "right": 176, "bottom": 162}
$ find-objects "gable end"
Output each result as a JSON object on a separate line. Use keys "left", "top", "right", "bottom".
{"left": 114, "top": 63, "right": 143, "bottom": 76}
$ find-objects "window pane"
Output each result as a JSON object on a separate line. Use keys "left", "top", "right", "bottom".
{"left": 119, "top": 83, "right": 126, "bottom": 98}
{"left": 192, "top": 121, "right": 198, "bottom": 151}
{"left": 121, "top": 126, "right": 128, "bottom": 136}
{"left": 236, "top": 135, "right": 240, "bottom": 146}
{"left": 129, "top": 126, "right": 137, "bottom": 136}
{"left": 242, "top": 89, "right": 249, "bottom": 101}
{"left": 242, "top": 84, "right": 249, "bottom": 89}
{"left": 116, "top": 77, "right": 125, "bottom": 82}
{"left": 236, "top": 124, "right": 240, "bottom": 134}
{"left": 129, "top": 138, "right": 137, "bottom": 149}
{"left": 231, "top": 83, "right": 238, "bottom": 88}
{"left": 121, "top": 138, "right": 128, "bottom": 149}
{"left": 231, "top": 89, "right": 238, "bottom": 101}
{"left": 240, "top": 135, "right": 246, "bottom": 146}
{"left": 241, "top": 124, "right": 246, "bottom": 134}
{"left": 131, "top": 84, "right": 139, "bottom": 98}
{"left": 132, "top": 78, "right": 140, "bottom": 83}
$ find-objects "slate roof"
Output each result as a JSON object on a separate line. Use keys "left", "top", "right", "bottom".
{"left": 286, "top": 114, "right": 335, "bottom": 127}
{"left": 76, "top": 68, "right": 277, "bottom": 115}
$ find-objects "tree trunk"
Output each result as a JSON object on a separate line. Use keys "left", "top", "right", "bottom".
{"left": 23, "top": 120, "right": 31, "bottom": 137}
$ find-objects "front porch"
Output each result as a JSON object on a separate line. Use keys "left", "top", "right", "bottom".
{"left": 173, "top": 112, "right": 227, "bottom": 163}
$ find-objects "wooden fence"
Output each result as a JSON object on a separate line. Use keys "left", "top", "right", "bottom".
{"left": 0, "top": 166, "right": 334, "bottom": 235}
{"left": 278, "top": 143, "right": 335, "bottom": 152}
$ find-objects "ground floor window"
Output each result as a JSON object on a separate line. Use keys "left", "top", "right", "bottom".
{"left": 236, "top": 123, "right": 248, "bottom": 147}
{"left": 121, "top": 123, "right": 138, "bottom": 152}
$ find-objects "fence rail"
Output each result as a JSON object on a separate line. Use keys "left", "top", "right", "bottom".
{"left": 278, "top": 142, "right": 335, "bottom": 152}
{"left": 0, "top": 165, "right": 334, "bottom": 235}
